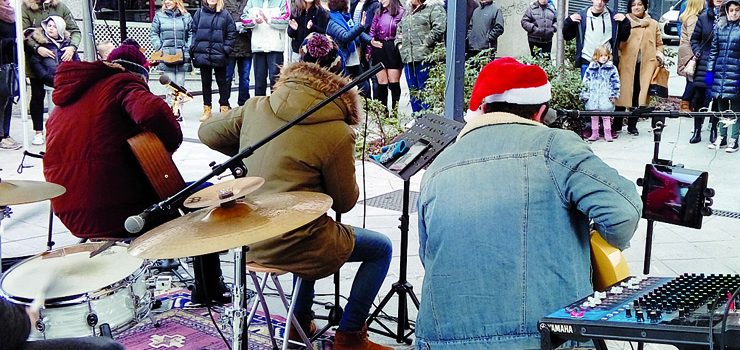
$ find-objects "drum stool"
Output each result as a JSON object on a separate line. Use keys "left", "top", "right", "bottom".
{"left": 245, "top": 263, "right": 312, "bottom": 350}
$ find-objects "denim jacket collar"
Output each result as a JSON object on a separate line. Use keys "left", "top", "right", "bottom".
{"left": 457, "top": 112, "right": 544, "bottom": 141}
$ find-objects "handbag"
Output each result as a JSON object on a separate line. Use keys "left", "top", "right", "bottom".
{"left": 151, "top": 48, "right": 185, "bottom": 65}
{"left": 0, "top": 39, "right": 19, "bottom": 99}
{"left": 648, "top": 64, "right": 669, "bottom": 98}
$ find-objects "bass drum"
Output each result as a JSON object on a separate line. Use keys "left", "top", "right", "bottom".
{"left": 0, "top": 242, "right": 152, "bottom": 339}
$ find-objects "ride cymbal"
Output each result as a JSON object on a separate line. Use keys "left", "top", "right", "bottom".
{"left": 183, "top": 177, "right": 265, "bottom": 209}
{"left": 128, "top": 191, "right": 332, "bottom": 259}
{"left": 0, "top": 180, "right": 66, "bottom": 206}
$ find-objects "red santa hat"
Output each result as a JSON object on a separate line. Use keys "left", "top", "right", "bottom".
{"left": 466, "top": 57, "right": 551, "bottom": 121}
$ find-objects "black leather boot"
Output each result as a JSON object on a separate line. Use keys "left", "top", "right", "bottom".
{"left": 689, "top": 129, "right": 702, "bottom": 144}
{"left": 710, "top": 120, "right": 719, "bottom": 144}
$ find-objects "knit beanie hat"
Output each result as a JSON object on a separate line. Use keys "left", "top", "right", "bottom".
{"left": 299, "top": 33, "right": 344, "bottom": 74}
{"left": 108, "top": 39, "right": 150, "bottom": 81}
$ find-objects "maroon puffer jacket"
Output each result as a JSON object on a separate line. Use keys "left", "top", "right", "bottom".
{"left": 44, "top": 61, "right": 182, "bottom": 239}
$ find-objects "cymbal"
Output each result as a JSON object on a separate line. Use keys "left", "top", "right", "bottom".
{"left": 128, "top": 191, "right": 333, "bottom": 259}
{"left": 0, "top": 180, "right": 66, "bottom": 206}
{"left": 183, "top": 177, "right": 265, "bottom": 209}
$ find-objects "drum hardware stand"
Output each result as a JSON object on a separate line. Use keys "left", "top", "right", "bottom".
{"left": 126, "top": 65, "right": 383, "bottom": 350}
{"left": 16, "top": 150, "right": 44, "bottom": 174}
{"left": 0, "top": 205, "right": 9, "bottom": 273}
{"left": 366, "top": 114, "right": 464, "bottom": 344}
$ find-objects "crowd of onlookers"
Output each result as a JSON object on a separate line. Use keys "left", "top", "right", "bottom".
{"left": 3, "top": 0, "right": 739, "bottom": 153}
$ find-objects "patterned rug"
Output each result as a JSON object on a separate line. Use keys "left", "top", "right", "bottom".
{"left": 115, "top": 288, "right": 333, "bottom": 349}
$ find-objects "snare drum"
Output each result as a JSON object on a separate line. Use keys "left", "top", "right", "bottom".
{"left": 0, "top": 243, "right": 152, "bottom": 339}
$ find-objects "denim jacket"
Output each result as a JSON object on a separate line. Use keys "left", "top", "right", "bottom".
{"left": 416, "top": 112, "right": 642, "bottom": 350}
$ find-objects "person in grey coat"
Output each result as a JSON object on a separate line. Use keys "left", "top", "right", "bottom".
{"left": 521, "top": 0, "right": 556, "bottom": 57}
{"left": 224, "top": 0, "right": 253, "bottom": 106}
{"left": 150, "top": 0, "right": 193, "bottom": 89}
{"left": 467, "top": 0, "right": 504, "bottom": 59}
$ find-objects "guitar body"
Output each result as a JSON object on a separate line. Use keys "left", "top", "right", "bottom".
{"left": 591, "top": 230, "right": 631, "bottom": 291}
{"left": 127, "top": 132, "right": 185, "bottom": 200}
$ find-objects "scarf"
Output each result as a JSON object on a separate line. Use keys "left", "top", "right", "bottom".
{"left": 0, "top": 0, "right": 15, "bottom": 23}
{"left": 627, "top": 13, "right": 651, "bottom": 28}
{"left": 328, "top": 11, "right": 356, "bottom": 54}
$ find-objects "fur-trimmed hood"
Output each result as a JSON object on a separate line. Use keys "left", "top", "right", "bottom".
{"left": 270, "top": 62, "right": 361, "bottom": 126}
{"left": 23, "top": 0, "right": 61, "bottom": 11}
{"left": 28, "top": 26, "right": 70, "bottom": 45}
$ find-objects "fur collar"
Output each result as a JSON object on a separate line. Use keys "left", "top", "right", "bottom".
{"left": 457, "top": 112, "right": 544, "bottom": 140}
{"left": 273, "top": 62, "right": 361, "bottom": 125}
{"left": 29, "top": 27, "right": 70, "bottom": 45}
{"left": 23, "top": 0, "right": 60, "bottom": 11}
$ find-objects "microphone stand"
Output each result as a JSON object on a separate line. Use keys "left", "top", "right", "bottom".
{"left": 129, "top": 63, "right": 383, "bottom": 350}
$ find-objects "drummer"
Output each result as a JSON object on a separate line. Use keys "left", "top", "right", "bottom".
{"left": 0, "top": 297, "right": 124, "bottom": 350}
{"left": 198, "top": 33, "right": 394, "bottom": 350}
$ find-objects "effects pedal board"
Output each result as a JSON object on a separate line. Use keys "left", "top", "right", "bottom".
{"left": 539, "top": 273, "right": 740, "bottom": 350}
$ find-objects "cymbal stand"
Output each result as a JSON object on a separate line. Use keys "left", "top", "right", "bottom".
{"left": 228, "top": 246, "right": 250, "bottom": 350}
{"left": 0, "top": 205, "right": 8, "bottom": 273}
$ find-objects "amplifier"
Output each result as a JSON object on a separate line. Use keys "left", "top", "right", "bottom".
{"left": 539, "top": 274, "right": 740, "bottom": 350}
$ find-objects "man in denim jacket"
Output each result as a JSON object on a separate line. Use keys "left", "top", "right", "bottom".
{"left": 416, "top": 57, "right": 642, "bottom": 350}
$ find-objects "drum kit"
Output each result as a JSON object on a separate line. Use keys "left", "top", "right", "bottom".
{"left": 0, "top": 176, "right": 333, "bottom": 349}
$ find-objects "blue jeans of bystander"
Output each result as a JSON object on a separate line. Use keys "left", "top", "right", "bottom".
{"left": 225, "top": 56, "right": 253, "bottom": 106}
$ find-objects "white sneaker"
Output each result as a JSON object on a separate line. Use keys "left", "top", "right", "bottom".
{"left": 708, "top": 136, "right": 724, "bottom": 149}
{"left": 0, "top": 138, "right": 21, "bottom": 150}
{"left": 32, "top": 133, "right": 45, "bottom": 145}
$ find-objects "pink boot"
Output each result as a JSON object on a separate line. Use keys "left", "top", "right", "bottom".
{"left": 603, "top": 117, "right": 613, "bottom": 142}
{"left": 588, "top": 116, "right": 600, "bottom": 141}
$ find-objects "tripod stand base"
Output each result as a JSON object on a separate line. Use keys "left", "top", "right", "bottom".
{"left": 367, "top": 281, "right": 420, "bottom": 345}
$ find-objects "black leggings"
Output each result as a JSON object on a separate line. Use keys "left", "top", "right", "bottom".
{"left": 29, "top": 78, "right": 46, "bottom": 132}
{"left": 200, "top": 66, "right": 230, "bottom": 107}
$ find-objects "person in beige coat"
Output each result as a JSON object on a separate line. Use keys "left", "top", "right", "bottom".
{"left": 614, "top": 0, "right": 664, "bottom": 136}
{"left": 198, "top": 39, "right": 393, "bottom": 348}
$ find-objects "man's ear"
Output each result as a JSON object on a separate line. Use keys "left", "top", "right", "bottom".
{"left": 532, "top": 104, "right": 548, "bottom": 123}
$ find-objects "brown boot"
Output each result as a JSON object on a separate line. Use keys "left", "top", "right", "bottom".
{"left": 679, "top": 100, "right": 691, "bottom": 113}
{"left": 200, "top": 105, "right": 212, "bottom": 122}
{"left": 287, "top": 313, "right": 317, "bottom": 348}
{"left": 334, "top": 324, "right": 393, "bottom": 350}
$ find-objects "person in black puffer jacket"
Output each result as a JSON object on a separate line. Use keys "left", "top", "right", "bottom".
{"left": 691, "top": 0, "right": 722, "bottom": 143}
{"left": 706, "top": 0, "right": 740, "bottom": 152}
{"left": 190, "top": 0, "right": 236, "bottom": 121}
{"left": 288, "top": 0, "right": 328, "bottom": 62}
{"left": 0, "top": 0, "right": 20, "bottom": 150}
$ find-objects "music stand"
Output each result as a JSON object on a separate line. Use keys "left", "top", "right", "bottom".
{"left": 366, "top": 114, "right": 464, "bottom": 344}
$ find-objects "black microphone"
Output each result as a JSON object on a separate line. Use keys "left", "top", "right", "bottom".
{"left": 159, "top": 74, "right": 193, "bottom": 97}
{"left": 124, "top": 204, "right": 163, "bottom": 234}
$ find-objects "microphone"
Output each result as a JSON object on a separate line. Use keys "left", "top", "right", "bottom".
{"left": 125, "top": 204, "right": 163, "bottom": 234}
{"left": 159, "top": 74, "right": 193, "bottom": 97}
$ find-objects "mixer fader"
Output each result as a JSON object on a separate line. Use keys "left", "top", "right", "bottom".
{"left": 539, "top": 274, "right": 740, "bottom": 350}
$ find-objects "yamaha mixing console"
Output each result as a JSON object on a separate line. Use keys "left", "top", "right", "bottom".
{"left": 539, "top": 274, "right": 740, "bottom": 350}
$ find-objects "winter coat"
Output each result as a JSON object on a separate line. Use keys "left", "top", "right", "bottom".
{"left": 563, "top": 7, "right": 631, "bottom": 67}
{"left": 21, "top": 0, "right": 80, "bottom": 78}
{"left": 150, "top": 9, "right": 193, "bottom": 72}
{"left": 692, "top": 8, "right": 718, "bottom": 89}
{"left": 707, "top": 16, "right": 740, "bottom": 100}
{"left": 677, "top": 13, "right": 698, "bottom": 77}
{"left": 287, "top": 5, "right": 328, "bottom": 53}
{"left": 198, "top": 62, "right": 361, "bottom": 281}
{"left": 521, "top": 0, "right": 557, "bottom": 44}
{"left": 350, "top": 0, "right": 380, "bottom": 60}
{"left": 395, "top": 0, "right": 446, "bottom": 64}
{"left": 326, "top": 11, "right": 370, "bottom": 66}
{"left": 581, "top": 60, "right": 620, "bottom": 111}
{"left": 44, "top": 61, "right": 182, "bottom": 239}
{"left": 467, "top": 1, "right": 505, "bottom": 52}
{"left": 190, "top": 5, "right": 237, "bottom": 68}
{"left": 224, "top": 0, "right": 253, "bottom": 57}
{"left": 28, "top": 27, "right": 80, "bottom": 86}
{"left": 0, "top": 21, "right": 16, "bottom": 66}
{"left": 241, "top": 0, "right": 290, "bottom": 53}
{"left": 615, "top": 14, "right": 663, "bottom": 108}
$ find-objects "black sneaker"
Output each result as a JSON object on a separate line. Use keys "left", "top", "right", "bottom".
{"left": 628, "top": 128, "right": 639, "bottom": 136}
{"left": 726, "top": 139, "right": 739, "bottom": 153}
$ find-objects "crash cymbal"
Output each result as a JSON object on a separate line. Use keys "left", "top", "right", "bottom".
{"left": 183, "top": 177, "right": 265, "bottom": 209}
{"left": 0, "top": 180, "right": 66, "bottom": 206}
{"left": 128, "top": 191, "right": 333, "bottom": 259}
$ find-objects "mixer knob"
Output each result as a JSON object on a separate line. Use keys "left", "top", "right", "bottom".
{"left": 626, "top": 307, "right": 632, "bottom": 318}
{"left": 636, "top": 310, "right": 644, "bottom": 322}
{"left": 649, "top": 310, "right": 658, "bottom": 322}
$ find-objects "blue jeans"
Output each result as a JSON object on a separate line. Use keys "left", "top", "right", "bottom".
{"left": 404, "top": 62, "right": 430, "bottom": 113}
{"left": 580, "top": 63, "right": 589, "bottom": 78}
{"left": 252, "top": 52, "right": 283, "bottom": 96}
{"left": 225, "top": 56, "right": 253, "bottom": 106}
{"left": 292, "top": 227, "right": 392, "bottom": 331}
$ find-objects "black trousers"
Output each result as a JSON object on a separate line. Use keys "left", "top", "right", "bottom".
{"left": 199, "top": 66, "right": 230, "bottom": 107}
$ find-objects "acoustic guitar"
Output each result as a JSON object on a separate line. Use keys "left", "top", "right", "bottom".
{"left": 590, "top": 230, "right": 631, "bottom": 291}
{"left": 127, "top": 131, "right": 185, "bottom": 200}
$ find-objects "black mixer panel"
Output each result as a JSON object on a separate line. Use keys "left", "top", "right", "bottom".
{"left": 539, "top": 274, "right": 740, "bottom": 350}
